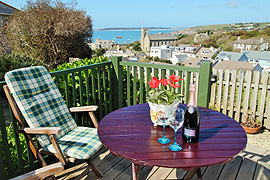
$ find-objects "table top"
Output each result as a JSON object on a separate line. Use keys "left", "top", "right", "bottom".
{"left": 98, "top": 103, "right": 247, "bottom": 170}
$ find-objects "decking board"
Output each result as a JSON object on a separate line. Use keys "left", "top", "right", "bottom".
{"left": 55, "top": 144, "right": 269, "bottom": 180}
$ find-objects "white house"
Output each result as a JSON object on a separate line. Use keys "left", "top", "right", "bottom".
{"left": 215, "top": 51, "right": 249, "bottom": 62}
{"left": 194, "top": 32, "right": 209, "bottom": 43}
{"left": 168, "top": 44, "right": 202, "bottom": 64}
{"left": 195, "top": 47, "right": 220, "bottom": 60}
{"left": 170, "top": 55, "right": 188, "bottom": 65}
{"left": 172, "top": 44, "right": 201, "bottom": 58}
{"left": 242, "top": 51, "right": 270, "bottom": 72}
{"left": 150, "top": 45, "right": 175, "bottom": 59}
{"left": 233, "top": 37, "right": 269, "bottom": 51}
{"left": 88, "top": 38, "right": 114, "bottom": 50}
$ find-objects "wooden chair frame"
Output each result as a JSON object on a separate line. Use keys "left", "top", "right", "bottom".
{"left": 9, "top": 163, "right": 64, "bottom": 180}
{"left": 3, "top": 85, "right": 103, "bottom": 177}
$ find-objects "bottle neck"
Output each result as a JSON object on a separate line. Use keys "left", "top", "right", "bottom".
{"left": 187, "top": 85, "right": 197, "bottom": 107}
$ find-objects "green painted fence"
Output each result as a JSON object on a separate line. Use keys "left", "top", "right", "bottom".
{"left": 0, "top": 56, "right": 212, "bottom": 179}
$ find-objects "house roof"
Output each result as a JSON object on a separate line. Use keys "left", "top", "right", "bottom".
{"left": 0, "top": 1, "right": 19, "bottom": 16}
{"left": 235, "top": 39, "right": 265, "bottom": 45}
{"left": 195, "top": 47, "right": 220, "bottom": 58}
{"left": 216, "top": 51, "right": 247, "bottom": 61}
{"left": 175, "top": 44, "right": 201, "bottom": 55}
{"left": 107, "top": 46, "right": 126, "bottom": 52}
{"left": 174, "top": 55, "right": 188, "bottom": 59}
{"left": 242, "top": 51, "right": 270, "bottom": 60}
{"left": 150, "top": 61, "right": 177, "bottom": 66}
{"left": 214, "top": 60, "right": 260, "bottom": 71}
{"left": 149, "top": 33, "right": 176, "bottom": 41}
{"left": 182, "top": 58, "right": 216, "bottom": 68}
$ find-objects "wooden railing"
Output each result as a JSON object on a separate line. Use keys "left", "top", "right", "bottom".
{"left": 210, "top": 68, "right": 270, "bottom": 128}
{"left": 0, "top": 56, "right": 212, "bottom": 179}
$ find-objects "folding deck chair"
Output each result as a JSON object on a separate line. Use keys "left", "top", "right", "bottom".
{"left": 4, "top": 66, "right": 103, "bottom": 177}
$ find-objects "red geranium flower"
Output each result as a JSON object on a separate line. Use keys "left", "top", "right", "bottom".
{"left": 170, "top": 81, "right": 180, "bottom": 88}
{"left": 160, "top": 78, "right": 169, "bottom": 86}
{"left": 148, "top": 77, "right": 160, "bottom": 89}
{"left": 169, "top": 74, "right": 183, "bottom": 83}
{"left": 147, "top": 74, "right": 183, "bottom": 105}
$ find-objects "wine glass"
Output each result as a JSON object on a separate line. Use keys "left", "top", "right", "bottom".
{"left": 156, "top": 107, "right": 172, "bottom": 144}
{"left": 168, "top": 108, "right": 185, "bottom": 151}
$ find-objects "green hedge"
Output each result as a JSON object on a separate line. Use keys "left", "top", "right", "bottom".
{"left": 0, "top": 124, "right": 29, "bottom": 174}
{"left": 0, "top": 54, "right": 45, "bottom": 81}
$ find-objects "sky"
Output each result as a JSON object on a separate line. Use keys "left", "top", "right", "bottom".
{"left": 6, "top": 0, "right": 270, "bottom": 30}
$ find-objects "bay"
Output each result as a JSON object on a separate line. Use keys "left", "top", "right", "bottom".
{"left": 92, "top": 29, "right": 179, "bottom": 44}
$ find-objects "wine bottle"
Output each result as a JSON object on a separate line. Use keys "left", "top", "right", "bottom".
{"left": 182, "top": 83, "right": 200, "bottom": 143}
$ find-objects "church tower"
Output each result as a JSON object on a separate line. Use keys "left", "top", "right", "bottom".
{"left": 141, "top": 28, "right": 149, "bottom": 52}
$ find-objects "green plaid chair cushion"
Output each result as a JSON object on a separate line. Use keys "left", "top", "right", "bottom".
{"left": 46, "top": 126, "right": 102, "bottom": 159}
{"left": 5, "top": 66, "right": 77, "bottom": 149}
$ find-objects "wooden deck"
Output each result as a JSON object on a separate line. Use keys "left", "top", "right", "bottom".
{"left": 55, "top": 144, "right": 269, "bottom": 180}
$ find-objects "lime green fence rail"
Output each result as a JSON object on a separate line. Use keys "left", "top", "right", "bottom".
{"left": 0, "top": 56, "right": 212, "bottom": 179}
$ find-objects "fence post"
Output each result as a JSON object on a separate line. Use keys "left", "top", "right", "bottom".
{"left": 0, "top": 135, "right": 7, "bottom": 180}
{"left": 198, "top": 62, "right": 212, "bottom": 108}
{"left": 112, "top": 56, "right": 123, "bottom": 110}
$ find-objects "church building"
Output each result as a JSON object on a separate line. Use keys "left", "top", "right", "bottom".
{"left": 140, "top": 28, "right": 177, "bottom": 52}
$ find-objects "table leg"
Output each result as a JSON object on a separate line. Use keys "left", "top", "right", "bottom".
{"left": 132, "top": 163, "right": 140, "bottom": 180}
{"left": 184, "top": 168, "right": 202, "bottom": 180}
{"left": 196, "top": 168, "right": 202, "bottom": 180}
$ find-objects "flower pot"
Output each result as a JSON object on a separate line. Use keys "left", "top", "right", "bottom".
{"left": 240, "top": 122, "right": 261, "bottom": 134}
{"left": 148, "top": 99, "right": 180, "bottom": 126}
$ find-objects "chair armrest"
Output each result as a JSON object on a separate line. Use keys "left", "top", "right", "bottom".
{"left": 9, "top": 162, "right": 64, "bottom": 180}
{"left": 18, "top": 127, "right": 62, "bottom": 135}
{"left": 69, "top": 106, "right": 98, "bottom": 112}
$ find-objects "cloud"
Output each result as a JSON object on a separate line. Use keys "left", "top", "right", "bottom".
{"left": 226, "top": 0, "right": 241, "bottom": 8}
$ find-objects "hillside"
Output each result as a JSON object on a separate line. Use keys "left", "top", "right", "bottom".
{"left": 173, "top": 22, "right": 270, "bottom": 52}
{"left": 174, "top": 22, "right": 270, "bottom": 35}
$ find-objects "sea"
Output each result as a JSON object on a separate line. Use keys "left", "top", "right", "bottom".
{"left": 92, "top": 29, "right": 180, "bottom": 44}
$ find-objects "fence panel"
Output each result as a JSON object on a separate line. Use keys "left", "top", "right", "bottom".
{"left": 119, "top": 60, "right": 212, "bottom": 107}
{"left": 211, "top": 68, "right": 270, "bottom": 128}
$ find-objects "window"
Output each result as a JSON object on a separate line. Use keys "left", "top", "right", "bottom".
{"left": 202, "top": 51, "right": 210, "bottom": 54}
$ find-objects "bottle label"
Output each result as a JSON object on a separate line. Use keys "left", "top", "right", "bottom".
{"left": 184, "top": 128, "right": 196, "bottom": 137}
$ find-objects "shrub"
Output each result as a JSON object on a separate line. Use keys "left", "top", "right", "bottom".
{"left": 0, "top": 54, "right": 45, "bottom": 81}
{"left": 7, "top": 0, "right": 93, "bottom": 69}
{"left": 95, "top": 48, "right": 106, "bottom": 57}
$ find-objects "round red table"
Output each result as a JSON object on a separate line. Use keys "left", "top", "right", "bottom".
{"left": 98, "top": 103, "right": 247, "bottom": 180}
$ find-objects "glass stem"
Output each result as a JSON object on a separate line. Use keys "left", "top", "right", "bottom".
{"left": 163, "top": 123, "right": 166, "bottom": 138}
{"left": 174, "top": 130, "right": 177, "bottom": 144}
